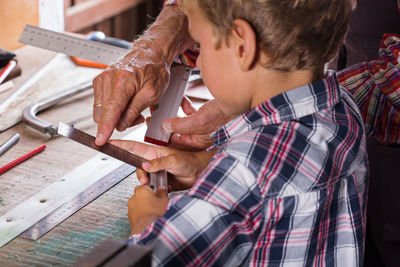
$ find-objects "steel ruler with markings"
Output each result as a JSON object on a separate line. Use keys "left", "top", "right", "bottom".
{"left": 19, "top": 164, "right": 136, "bottom": 240}
{"left": 19, "top": 24, "right": 129, "bottom": 65}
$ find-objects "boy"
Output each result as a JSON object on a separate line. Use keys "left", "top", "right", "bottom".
{"left": 112, "top": 0, "right": 368, "bottom": 265}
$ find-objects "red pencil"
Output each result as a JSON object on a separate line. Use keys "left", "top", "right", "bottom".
{"left": 0, "top": 60, "right": 16, "bottom": 84}
{"left": 0, "top": 144, "right": 46, "bottom": 175}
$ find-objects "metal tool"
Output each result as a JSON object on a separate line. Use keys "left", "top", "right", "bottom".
{"left": 58, "top": 122, "right": 167, "bottom": 190}
{"left": 22, "top": 80, "right": 92, "bottom": 137}
{"left": 19, "top": 25, "right": 129, "bottom": 65}
{"left": 19, "top": 163, "right": 135, "bottom": 240}
{"left": 58, "top": 122, "right": 145, "bottom": 168}
{"left": 70, "top": 31, "right": 132, "bottom": 69}
{"left": 0, "top": 133, "right": 20, "bottom": 157}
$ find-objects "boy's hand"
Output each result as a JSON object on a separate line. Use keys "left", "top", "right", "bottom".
{"left": 128, "top": 185, "right": 169, "bottom": 235}
{"left": 164, "top": 99, "right": 235, "bottom": 150}
{"left": 110, "top": 140, "right": 215, "bottom": 191}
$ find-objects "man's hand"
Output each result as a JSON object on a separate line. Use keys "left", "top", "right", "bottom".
{"left": 128, "top": 185, "right": 169, "bottom": 235}
{"left": 110, "top": 140, "right": 215, "bottom": 191}
{"left": 93, "top": 61, "right": 170, "bottom": 146}
{"left": 93, "top": 5, "right": 194, "bottom": 146}
{"left": 164, "top": 99, "right": 236, "bottom": 150}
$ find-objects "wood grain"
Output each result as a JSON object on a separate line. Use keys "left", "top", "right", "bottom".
{"left": 65, "top": 0, "right": 145, "bottom": 32}
{"left": 0, "top": 0, "right": 38, "bottom": 50}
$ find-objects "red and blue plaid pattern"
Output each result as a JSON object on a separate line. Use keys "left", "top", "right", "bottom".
{"left": 128, "top": 74, "right": 368, "bottom": 266}
{"left": 338, "top": 34, "right": 400, "bottom": 144}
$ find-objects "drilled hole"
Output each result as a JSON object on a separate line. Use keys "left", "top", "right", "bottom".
{"left": 101, "top": 157, "right": 108, "bottom": 161}
{"left": 39, "top": 199, "right": 46, "bottom": 203}
{"left": 6, "top": 218, "right": 12, "bottom": 222}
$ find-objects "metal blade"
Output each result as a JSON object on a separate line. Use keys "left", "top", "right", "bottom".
{"left": 57, "top": 122, "right": 145, "bottom": 168}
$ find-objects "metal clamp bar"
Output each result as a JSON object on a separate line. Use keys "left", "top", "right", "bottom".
{"left": 0, "top": 133, "right": 20, "bottom": 157}
{"left": 22, "top": 80, "right": 93, "bottom": 137}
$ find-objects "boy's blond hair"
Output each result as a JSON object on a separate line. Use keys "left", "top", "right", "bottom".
{"left": 180, "top": 0, "right": 356, "bottom": 71}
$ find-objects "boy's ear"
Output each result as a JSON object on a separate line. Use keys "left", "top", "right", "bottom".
{"left": 231, "top": 19, "right": 257, "bottom": 71}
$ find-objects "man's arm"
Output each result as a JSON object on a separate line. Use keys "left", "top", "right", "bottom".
{"left": 93, "top": 4, "right": 194, "bottom": 146}
{"left": 338, "top": 34, "right": 400, "bottom": 144}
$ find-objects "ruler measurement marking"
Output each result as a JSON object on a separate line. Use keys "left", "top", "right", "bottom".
{"left": 19, "top": 25, "right": 130, "bottom": 65}
{"left": 20, "top": 164, "right": 135, "bottom": 240}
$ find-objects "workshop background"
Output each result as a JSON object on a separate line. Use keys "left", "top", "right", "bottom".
{"left": 0, "top": 0, "right": 162, "bottom": 50}
{"left": 0, "top": 0, "right": 163, "bottom": 265}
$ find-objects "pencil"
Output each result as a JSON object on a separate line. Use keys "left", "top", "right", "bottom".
{"left": 0, "top": 60, "right": 16, "bottom": 84}
{"left": 0, "top": 144, "right": 46, "bottom": 175}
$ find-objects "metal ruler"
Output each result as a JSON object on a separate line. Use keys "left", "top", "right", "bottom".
{"left": 19, "top": 164, "right": 135, "bottom": 240}
{"left": 57, "top": 122, "right": 145, "bottom": 168}
{"left": 19, "top": 24, "right": 129, "bottom": 65}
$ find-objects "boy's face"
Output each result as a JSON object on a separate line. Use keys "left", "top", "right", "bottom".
{"left": 186, "top": 9, "right": 251, "bottom": 116}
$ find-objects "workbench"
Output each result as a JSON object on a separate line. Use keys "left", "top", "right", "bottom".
{"left": 0, "top": 46, "right": 145, "bottom": 266}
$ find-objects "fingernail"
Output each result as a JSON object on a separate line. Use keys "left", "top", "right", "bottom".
{"left": 142, "top": 162, "right": 151, "bottom": 170}
{"left": 140, "top": 178, "right": 147, "bottom": 185}
{"left": 95, "top": 134, "right": 104, "bottom": 145}
{"left": 163, "top": 121, "right": 172, "bottom": 133}
{"left": 120, "top": 121, "right": 128, "bottom": 130}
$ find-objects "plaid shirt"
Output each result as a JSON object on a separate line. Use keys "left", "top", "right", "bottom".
{"left": 337, "top": 34, "right": 400, "bottom": 144}
{"left": 128, "top": 74, "right": 368, "bottom": 266}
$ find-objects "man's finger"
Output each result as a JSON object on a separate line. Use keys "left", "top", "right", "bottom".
{"left": 163, "top": 115, "right": 204, "bottom": 135}
{"left": 92, "top": 76, "right": 104, "bottom": 123}
{"left": 95, "top": 101, "right": 125, "bottom": 146}
{"left": 181, "top": 96, "right": 197, "bottom": 115}
{"left": 117, "top": 112, "right": 145, "bottom": 131}
{"left": 117, "top": 83, "right": 160, "bottom": 131}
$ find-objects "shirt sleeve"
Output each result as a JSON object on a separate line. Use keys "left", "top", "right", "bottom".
{"left": 337, "top": 34, "right": 400, "bottom": 144}
{"left": 163, "top": 0, "right": 199, "bottom": 67}
{"left": 126, "top": 153, "right": 266, "bottom": 266}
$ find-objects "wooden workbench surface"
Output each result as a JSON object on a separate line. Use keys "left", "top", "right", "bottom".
{"left": 0, "top": 47, "right": 144, "bottom": 266}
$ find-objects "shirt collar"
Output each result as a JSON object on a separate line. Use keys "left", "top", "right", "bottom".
{"left": 210, "top": 74, "right": 341, "bottom": 148}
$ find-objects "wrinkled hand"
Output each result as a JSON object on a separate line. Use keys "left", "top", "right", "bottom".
{"left": 110, "top": 140, "right": 215, "bottom": 191}
{"left": 93, "top": 60, "right": 170, "bottom": 146}
{"left": 128, "top": 185, "right": 169, "bottom": 235}
{"left": 93, "top": 5, "right": 194, "bottom": 147}
{"left": 163, "top": 99, "right": 235, "bottom": 150}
